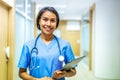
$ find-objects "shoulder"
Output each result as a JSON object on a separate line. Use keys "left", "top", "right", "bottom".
{"left": 23, "top": 38, "right": 36, "bottom": 50}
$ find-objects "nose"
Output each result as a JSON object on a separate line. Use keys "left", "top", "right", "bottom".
{"left": 46, "top": 20, "right": 51, "bottom": 26}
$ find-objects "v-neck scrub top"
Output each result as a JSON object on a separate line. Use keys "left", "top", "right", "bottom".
{"left": 18, "top": 36, "right": 75, "bottom": 80}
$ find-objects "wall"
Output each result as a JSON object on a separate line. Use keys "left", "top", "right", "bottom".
{"left": 94, "top": 0, "right": 120, "bottom": 79}
{"left": 0, "top": 0, "right": 15, "bottom": 80}
{"left": 15, "top": 1, "right": 34, "bottom": 79}
{"left": 58, "top": 20, "right": 80, "bottom": 56}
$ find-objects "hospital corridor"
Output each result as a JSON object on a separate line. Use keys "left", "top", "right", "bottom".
{"left": 0, "top": 0, "right": 120, "bottom": 80}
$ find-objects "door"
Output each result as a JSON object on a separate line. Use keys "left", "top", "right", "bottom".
{"left": 0, "top": 2, "right": 9, "bottom": 80}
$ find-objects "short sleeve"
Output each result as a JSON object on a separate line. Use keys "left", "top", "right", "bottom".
{"left": 18, "top": 44, "right": 31, "bottom": 69}
{"left": 64, "top": 42, "right": 75, "bottom": 64}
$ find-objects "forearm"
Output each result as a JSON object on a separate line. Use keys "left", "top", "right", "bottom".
{"left": 19, "top": 68, "right": 38, "bottom": 80}
{"left": 19, "top": 72, "right": 37, "bottom": 80}
{"left": 19, "top": 71, "right": 54, "bottom": 80}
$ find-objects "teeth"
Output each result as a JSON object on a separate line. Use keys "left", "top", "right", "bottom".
{"left": 46, "top": 27, "right": 51, "bottom": 30}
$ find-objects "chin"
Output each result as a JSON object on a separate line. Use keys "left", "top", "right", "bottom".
{"left": 44, "top": 32, "right": 53, "bottom": 35}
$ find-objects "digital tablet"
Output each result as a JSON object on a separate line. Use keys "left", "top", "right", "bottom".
{"left": 61, "top": 55, "right": 86, "bottom": 71}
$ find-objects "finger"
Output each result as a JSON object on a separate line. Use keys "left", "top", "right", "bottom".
{"left": 70, "top": 68, "right": 75, "bottom": 71}
{"left": 53, "top": 73, "right": 61, "bottom": 79}
{"left": 53, "top": 73, "right": 58, "bottom": 78}
{"left": 56, "top": 70, "right": 62, "bottom": 74}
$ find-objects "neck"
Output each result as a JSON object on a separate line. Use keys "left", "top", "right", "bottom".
{"left": 40, "top": 34, "right": 54, "bottom": 42}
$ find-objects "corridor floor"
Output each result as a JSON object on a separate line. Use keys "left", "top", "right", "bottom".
{"left": 66, "top": 63, "right": 120, "bottom": 80}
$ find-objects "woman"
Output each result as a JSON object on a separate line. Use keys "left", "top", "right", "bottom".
{"left": 18, "top": 6, "right": 76, "bottom": 80}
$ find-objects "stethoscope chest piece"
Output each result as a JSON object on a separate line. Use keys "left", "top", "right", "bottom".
{"left": 59, "top": 55, "right": 64, "bottom": 61}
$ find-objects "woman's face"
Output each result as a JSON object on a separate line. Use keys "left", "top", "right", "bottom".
{"left": 39, "top": 10, "right": 57, "bottom": 36}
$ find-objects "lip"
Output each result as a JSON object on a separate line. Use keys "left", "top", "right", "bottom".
{"left": 44, "top": 26, "right": 53, "bottom": 31}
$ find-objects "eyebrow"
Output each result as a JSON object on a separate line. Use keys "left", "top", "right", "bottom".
{"left": 42, "top": 17, "right": 56, "bottom": 20}
{"left": 42, "top": 16, "right": 56, "bottom": 19}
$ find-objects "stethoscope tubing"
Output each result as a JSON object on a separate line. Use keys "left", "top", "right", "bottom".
{"left": 30, "top": 34, "right": 63, "bottom": 70}
{"left": 31, "top": 34, "right": 62, "bottom": 55}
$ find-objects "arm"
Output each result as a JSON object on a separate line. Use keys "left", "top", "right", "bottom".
{"left": 53, "top": 68, "right": 76, "bottom": 79}
{"left": 19, "top": 68, "right": 37, "bottom": 80}
{"left": 19, "top": 68, "right": 54, "bottom": 80}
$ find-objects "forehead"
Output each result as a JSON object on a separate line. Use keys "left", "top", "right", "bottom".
{"left": 41, "top": 10, "right": 56, "bottom": 19}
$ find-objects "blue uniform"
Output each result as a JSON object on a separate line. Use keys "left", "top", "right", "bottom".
{"left": 18, "top": 36, "right": 75, "bottom": 80}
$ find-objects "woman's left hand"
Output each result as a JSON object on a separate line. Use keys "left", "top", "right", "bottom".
{"left": 53, "top": 68, "right": 76, "bottom": 79}
{"left": 52, "top": 70, "right": 66, "bottom": 79}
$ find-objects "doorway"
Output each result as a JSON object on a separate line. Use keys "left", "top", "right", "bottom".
{"left": 0, "top": 2, "right": 9, "bottom": 80}
{"left": 0, "top": 1, "right": 15, "bottom": 80}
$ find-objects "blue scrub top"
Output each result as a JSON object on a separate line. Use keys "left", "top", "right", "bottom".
{"left": 18, "top": 36, "right": 75, "bottom": 80}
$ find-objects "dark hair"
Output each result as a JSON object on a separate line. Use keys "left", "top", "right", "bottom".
{"left": 36, "top": 6, "right": 60, "bottom": 30}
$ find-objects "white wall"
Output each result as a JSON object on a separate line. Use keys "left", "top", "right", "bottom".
{"left": 94, "top": 0, "right": 120, "bottom": 79}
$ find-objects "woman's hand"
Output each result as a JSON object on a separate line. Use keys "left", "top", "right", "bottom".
{"left": 52, "top": 70, "right": 67, "bottom": 79}
{"left": 53, "top": 68, "right": 76, "bottom": 79}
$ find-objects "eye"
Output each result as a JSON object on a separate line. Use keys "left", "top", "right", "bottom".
{"left": 42, "top": 18, "right": 48, "bottom": 22}
{"left": 50, "top": 19, "right": 56, "bottom": 23}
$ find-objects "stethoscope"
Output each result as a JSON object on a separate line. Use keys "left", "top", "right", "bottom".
{"left": 30, "top": 34, "right": 64, "bottom": 70}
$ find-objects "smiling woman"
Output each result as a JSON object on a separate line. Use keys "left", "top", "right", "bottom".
{"left": 18, "top": 6, "right": 76, "bottom": 80}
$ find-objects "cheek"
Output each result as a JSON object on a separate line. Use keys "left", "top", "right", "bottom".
{"left": 52, "top": 23, "right": 57, "bottom": 28}
{"left": 39, "top": 21, "right": 44, "bottom": 27}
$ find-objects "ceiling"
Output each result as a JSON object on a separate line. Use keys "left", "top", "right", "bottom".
{"left": 32, "top": 0, "right": 99, "bottom": 20}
